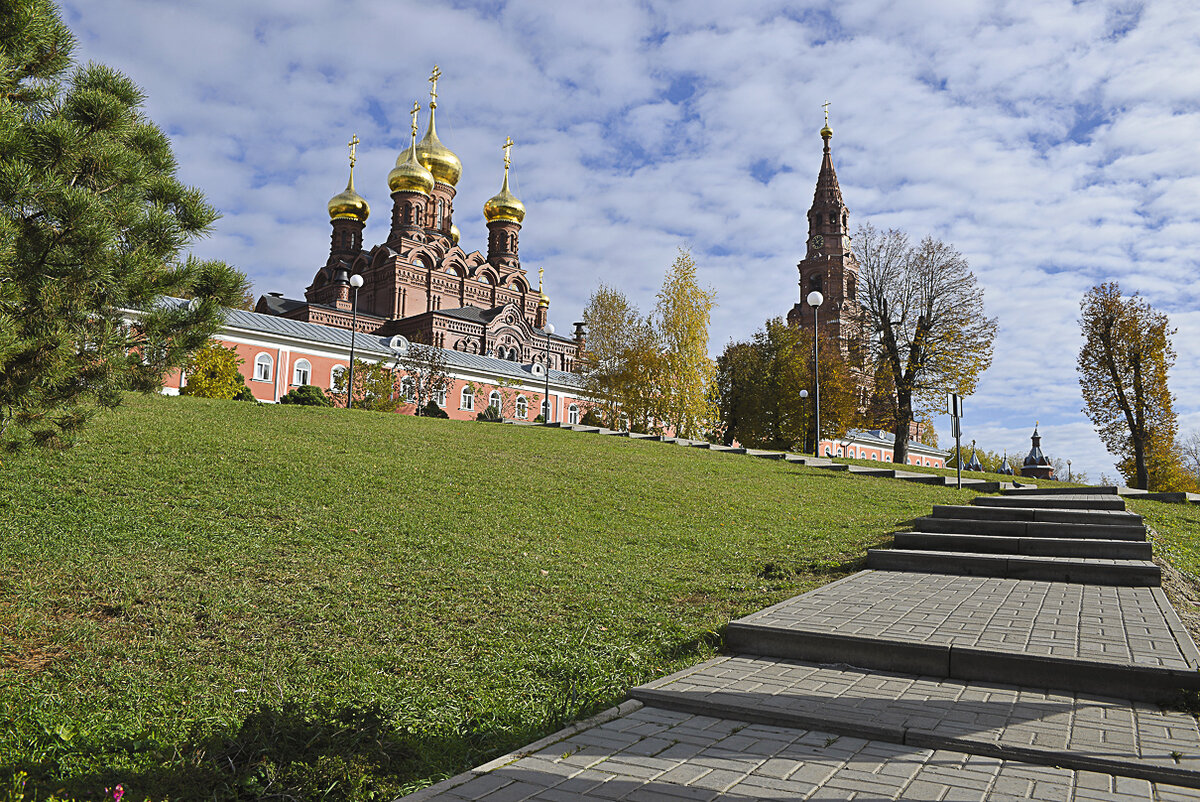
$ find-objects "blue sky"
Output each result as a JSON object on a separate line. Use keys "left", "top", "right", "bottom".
{"left": 62, "top": 0, "right": 1200, "bottom": 482}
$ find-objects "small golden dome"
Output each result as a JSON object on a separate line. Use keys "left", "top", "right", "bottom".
{"left": 820, "top": 124, "right": 833, "bottom": 138}
{"left": 484, "top": 169, "right": 525, "bottom": 224}
{"left": 449, "top": 224, "right": 461, "bottom": 245}
{"left": 537, "top": 291, "right": 549, "bottom": 309}
{"left": 388, "top": 143, "right": 435, "bottom": 195}
{"left": 328, "top": 173, "right": 370, "bottom": 222}
{"left": 415, "top": 106, "right": 462, "bottom": 187}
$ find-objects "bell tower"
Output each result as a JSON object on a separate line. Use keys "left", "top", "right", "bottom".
{"left": 788, "top": 104, "right": 866, "bottom": 369}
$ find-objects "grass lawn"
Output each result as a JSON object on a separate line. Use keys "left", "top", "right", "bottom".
{"left": 0, "top": 392, "right": 1088, "bottom": 800}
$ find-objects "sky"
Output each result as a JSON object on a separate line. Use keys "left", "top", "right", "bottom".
{"left": 60, "top": 0, "right": 1200, "bottom": 483}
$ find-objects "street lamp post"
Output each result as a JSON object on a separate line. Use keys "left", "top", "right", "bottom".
{"left": 543, "top": 322, "right": 555, "bottom": 423}
{"left": 807, "top": 290, "right": 824, "bottom": 456}
{"left": 346, "top": 274, "right": 364, "bottom": 409}
{"left": 799, "top": 389, "right": 810, "bottom": 454}
{"left": 1067, "top": 459, "right": 1072, "bottom": 483}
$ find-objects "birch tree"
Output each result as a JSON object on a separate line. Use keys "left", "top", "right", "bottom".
{"left": 655, "top": 248, "right": 717, "bottom": 439}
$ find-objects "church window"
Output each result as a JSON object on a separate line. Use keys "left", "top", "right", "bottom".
{"left": 809, "top": 273, "right": 822, "bottom": 293}
{"left": 402, "top": 377, "right": 416, "bottom": 402}
{"left": 828, "top": 212, "right": 837, "bottom": 225}
{"left": 437, "top": 201, "right": 445, "bottom": 229}
{"left": 292, "top": 359, "right": 311, "bottom": 386}
{"left": 460, "top": 386, "right": 474, "bottom": 411}
{"left": 541, "top": 398, "right": 552, "bottom": 419}
{"left": 568, "top": 404, "right": 579, "bottom": 425}
{"left": 254, "top": 353, "right": 273, "bottom": 382}
{"left": 331, "top": 365, "right": 346, "bottom": 389}
{"left": 488, "top": 390, "right": 501, "bottom": 414}
{"left": 516, "top": 396, "right": 528, "bottom": 419}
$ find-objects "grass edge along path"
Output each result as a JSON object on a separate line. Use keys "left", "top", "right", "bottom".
{"left": 0, "top": 393, "right": 1047, "bottom": 800}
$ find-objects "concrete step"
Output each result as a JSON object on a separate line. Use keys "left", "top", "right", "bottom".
{"left": 629, "top": 655, "right": 1200, "bottom": 788}
{"left": 912, "top": 516, "right": 1147, "bottom": 541}
{"left": 933, "top": 503, "right": 1143, "bottom": 526}
{"left": 975, "top": 495, "right": 1129, "bottom": 511}
{"left": 867, "top": 548, "right": 1160, "bottom": 586}
{"left": 1005, "top": 485, "right": 1121, "bottom": 496}
{"left": 894, "top": 532, "right": 1153, "bottom": 560}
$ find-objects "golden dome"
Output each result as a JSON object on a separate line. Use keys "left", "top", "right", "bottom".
{"left": 449, "top": 224, "right": 461, "bottom": 245}
{"left": 537, "top": 291, "right": 549, "bottom": 308}
{"left": 820, "top": 123, "right": 833, "bottom": 138}
{"left": 483, "top": 169, "right": 525, "bottom": 224}
{"left": 388, "top": 143, "right": 435, "bottom": 195}
{"left": 328, "top": 172, "right": 370, "bottom": 222}
{"left": 415, "top": 105, "right": 462, "bottom": 187}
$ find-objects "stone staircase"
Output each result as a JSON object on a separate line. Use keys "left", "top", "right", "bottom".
{"left": 413, "top": 487, "right": 1200, "bottom": 800}
{"left": 868, "top": 487, "right": 1161, "bottom": 586}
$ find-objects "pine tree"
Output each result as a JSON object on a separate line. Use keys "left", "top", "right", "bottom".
{"left": 0, "top": 0, "right": 249, "bottom": 447}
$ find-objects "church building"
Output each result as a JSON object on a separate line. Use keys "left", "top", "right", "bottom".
{"left": 254, "top": 67, "right": 583, "bottom": 371}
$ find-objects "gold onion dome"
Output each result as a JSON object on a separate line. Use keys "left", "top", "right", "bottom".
{"left": 450, "top": 223, "right": 461, "bottom": 245}
{"left": 415, "top": 106, "right": 462, "bottom": 187}
{"left": 820, "top": 123, "right": 833, "bottom": 138}
{"left": 483, "top": 170, "right": 525, "bottom": 224}
{"left": 538, "top": 291, "right": 549, "bottom": 309}
{"left": 388, "top": 143, "right": 435, "bottom": 195}
{"left": 328, "top": 174, "right": 370, "bottom": 222}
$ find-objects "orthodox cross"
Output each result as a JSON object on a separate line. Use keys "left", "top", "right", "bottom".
{"left": 822, "top": 100, "right": 830, "bottom": 126}
{"left": 409, "top": 101, "right": 421, "bottom": 139}
{"left": 347, "top": 134, "right": 360, "bottom": 169}
{"left": 538, "top": 266, "right": 544, "bottom": 292}
{"left": 429, "top": 65, "right": 441, "bottom": 108}
{"left": 502, "top": 136, "right": 514, "bottom": 170}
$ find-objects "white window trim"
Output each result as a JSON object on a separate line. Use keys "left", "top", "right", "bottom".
{"left": 292, "top": 359, "right": 311, "bottom": 386}
{"left": 568, "top": 404, "right": 579, "bottom": 425}
{"left": 516, "top": 396, "right": 528, "bottom": 420}
{"left": 254, "top": 353, "right": 273, "bottom": 382}
{"left": 460, "top": 387, "right": 474, "bottom": 411}
{"left": 331, "top": 365, "right": 346, "bottom": 388}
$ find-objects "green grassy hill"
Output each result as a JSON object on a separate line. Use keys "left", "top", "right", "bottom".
{"left": 0, "top": 393, "right": 1101, "bottom": 799}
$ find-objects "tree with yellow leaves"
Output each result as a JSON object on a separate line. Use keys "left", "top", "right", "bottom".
{"left": 1078, "top": 283, "right": 1178, "bottom": 490}
{"left": 656, "top": 248, "right": 718, "bottom": 440}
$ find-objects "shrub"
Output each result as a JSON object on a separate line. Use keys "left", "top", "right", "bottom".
{"left": 476, "top": 405, "right": 503, "bottom": 423}
{"left": 280, "top": 385, "right": 333, "bottom": 407}
{"left": 421, "top": 400, "right": 449, "bottom": 419}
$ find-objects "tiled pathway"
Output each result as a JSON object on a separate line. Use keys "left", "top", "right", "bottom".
{"left": 407, "top": 491, "right": 1200, "bottom": 801}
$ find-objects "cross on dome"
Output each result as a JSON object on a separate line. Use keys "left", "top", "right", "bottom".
{"left": 429, "top": 65, "right": 441, "bottom": 108}
{"left": 347, "top": 134, "right": 359, "bottom": 169}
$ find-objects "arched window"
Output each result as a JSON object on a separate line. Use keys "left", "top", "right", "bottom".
{"left": 434, "top": 388, "right": 447, "bottom": 407}
{"left": 568, "top": 404, "right": 579, "bottom": 425}
{"left": 488, "top": 390, "right": 501, "bottom": 414}
{"left": 254, "top": 353, "right": 273, "bottom": 382}
{"left": 331, "top": 365, "right": 346, "bottom": 389}
{"left": 402, "top": 377, "right": 416, "bottom": 402}
{"left": 516, "top": 396, "right": 528, "bottom": 419}
{"left": 542, "top": 399, "right": 552, "bottom": 420}
{"left": 460, "top": 386, "right": 474, "bottom": 410}
{"left": 292, "top": 359, "right": 311, "bottom": 386}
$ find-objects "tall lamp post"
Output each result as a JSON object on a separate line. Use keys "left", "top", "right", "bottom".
{"left": 1067, "top": 459, "right": 1072, "bottom": 483}
{"left": 346, "top": 274, "right": 364, "bottom": 409}
{"left": 807, "top": 290, "right": 824, "bottom": 456}
{"left": 542, "top": 322, "right": 555, "bottom": 423}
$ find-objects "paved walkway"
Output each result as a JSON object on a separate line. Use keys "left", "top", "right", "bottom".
{"left": 407, "top": 490, "right": 1200, "bottom": 800}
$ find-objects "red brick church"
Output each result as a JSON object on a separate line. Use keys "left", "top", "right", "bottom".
{"left": 254, "top": 66, "right": 583, "bottom": 372}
